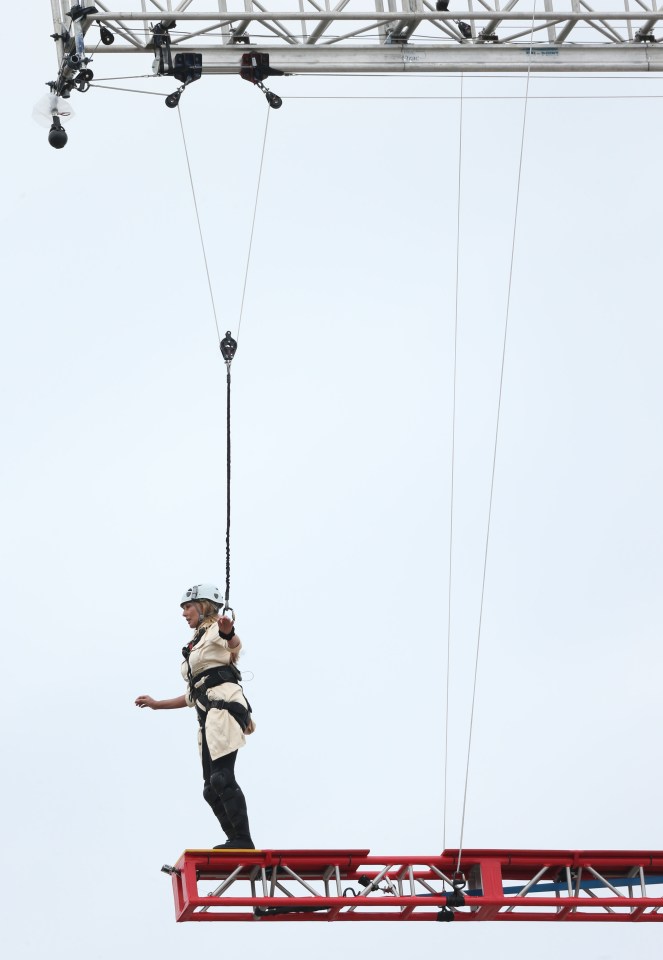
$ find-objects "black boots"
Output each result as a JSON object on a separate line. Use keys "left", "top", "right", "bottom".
{"left": 204, "top": 783, "right": 234, "bottom": 843}
{"left": 215, "top": 784, "right": 255, "bottom": 849}
{"left": 206, "top": 777, "right": 255, "bottom": 850}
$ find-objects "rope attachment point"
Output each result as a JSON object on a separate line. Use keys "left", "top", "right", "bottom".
{"left": 220, "top": 330, "right": 237, "bottom": 365}
{"left": 437, "top": 872, "right": 466, "bottom": 921}
{"left": 240, "top": 52, "right": 283, "bottom": 109}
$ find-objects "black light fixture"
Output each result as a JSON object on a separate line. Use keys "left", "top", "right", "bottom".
{"left": 48, "top": 116, "right": 68, "bottom": 149}
{"left": 436, "top": 0, "right": 450, "bottom": 10}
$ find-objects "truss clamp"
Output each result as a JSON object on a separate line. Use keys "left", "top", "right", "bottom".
{"left": 634, "top": 28, "right": 658, "bottom": 42}
{"left": 68, "top": 5, "right": 98, "bottom": 23}
{"left": 155, "top": 22, "right": 203, "bottom": 109}
{"left": 240, "top": 53, "right": 284, "bottom": 109}
{"left": 445, "top": 889, "right": 466, "bottom": 907}
{"left": 240, "top": 52, "right": 284, "bottom": 84}
{"left": 48, "top": 4, "right": 96, "bottom": 103}
{"left": 173, "top": 53, "right": 203, "bottom": 85}
{"left": 152, "top": 21, "right": 176, "bottom": 76}
{"left": 437, "top": 878, "right": 465, "bottom": 921}
{"left": 357, "top": 874, "right": 397, "bottom": 895}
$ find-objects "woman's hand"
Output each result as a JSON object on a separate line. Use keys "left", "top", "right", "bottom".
{"left": 135, "top": 694, "right": 158, "bottom": 709}
{"left": 218, "top": 615, "right": 234, "bottom": 636}
{"left": 217, "top": 615, "right": 240, "bottom": 648}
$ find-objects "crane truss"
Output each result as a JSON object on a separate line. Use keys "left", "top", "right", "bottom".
{"left": 164, "top": 848, "right": 663, "bottom": 922}
{"left": 49, "top": 1, "right": 663, "bottom": 75}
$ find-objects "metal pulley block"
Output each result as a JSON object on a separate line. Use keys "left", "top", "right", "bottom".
{"left": 220, "top": 331, "right": 237, "bottom": 364}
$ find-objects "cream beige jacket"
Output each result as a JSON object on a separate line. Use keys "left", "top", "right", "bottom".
{"left": 181, "top": 620, "right": 255, "bottom": 761}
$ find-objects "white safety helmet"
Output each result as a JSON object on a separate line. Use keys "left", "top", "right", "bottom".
{"left": 180, "top": 583, "right": 223, "bottom": 607}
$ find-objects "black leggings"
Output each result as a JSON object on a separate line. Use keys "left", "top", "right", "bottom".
{"left": 200, "top": 727, "right": 252, "bottom": 843}
{"left": 201, "top": 734, "right": 238, "bottom": 790}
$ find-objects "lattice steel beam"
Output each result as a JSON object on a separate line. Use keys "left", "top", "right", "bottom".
{"left": 164, "top": 848, "right": 663, "bottom": 922}
{"left": 48, "top": 2, "right": 663, "bottom": 75}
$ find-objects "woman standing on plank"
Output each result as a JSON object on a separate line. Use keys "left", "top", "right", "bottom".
{"left": 136, "top": 583, "right": 255, "bottom": 849}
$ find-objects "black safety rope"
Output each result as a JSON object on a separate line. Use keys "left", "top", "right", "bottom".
{"left": 220, "top": 331, "right": 238, "bottom": 617}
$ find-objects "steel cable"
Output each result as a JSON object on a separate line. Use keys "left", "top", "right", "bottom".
{"left": 177, "top": 104, "right": 222, "bottom": 344}
{"left": 237, "top": 106, "right": 271, "bottom": 342}
{"left": 455, "top": 2, "right": 539, "bottom": 877}
{"left": 443, "top": 72, "right": 463, "bottom": 853}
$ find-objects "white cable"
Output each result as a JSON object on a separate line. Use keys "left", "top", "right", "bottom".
{"left": 237, "top": 107, "right": 271, "bottom": 342}
{"left": 177, "top": 104, "right": 222, "bottom": 344}
{"left": 456, "top": 3, "right": 538, "bottom": 876}
{"left": 443, "top": 71, "right": 463, "bottom": 853}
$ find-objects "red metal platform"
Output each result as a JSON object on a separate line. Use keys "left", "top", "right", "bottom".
{"left": 164, "top": 848, "right": 663, "bottom": 922}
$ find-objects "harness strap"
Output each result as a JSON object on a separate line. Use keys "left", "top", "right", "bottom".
{"left": 182, "top": 636, "right": 241, "bottom": 700}
{"left": 194, "top": 690, "right": 252, "bottom": 732}
{"left": 193, "top": 664, "right": 242, "bottom": 687}
{"left": 206, "top": 698, "right": 252, "bottom": 731}
{"left": 181, "top": 627, "right": 252, "bottom": 732}
{"left": 189, "top": 666, "right": 253, "bottom": 732}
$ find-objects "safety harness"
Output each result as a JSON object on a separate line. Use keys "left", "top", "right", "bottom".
{"left": 182, "top": 627, "right": 253, "bottom": 733}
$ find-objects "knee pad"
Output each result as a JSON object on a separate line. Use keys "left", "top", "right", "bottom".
{"left": 203, "top": 783, "right": 218, "bottom": 807}
{"left": 210, "top": 768, "right": 237, "bottom": 800}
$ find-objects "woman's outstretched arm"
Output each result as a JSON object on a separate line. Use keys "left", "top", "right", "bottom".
{"left": 135, "top": 694, "right": 187, "bottom": 710}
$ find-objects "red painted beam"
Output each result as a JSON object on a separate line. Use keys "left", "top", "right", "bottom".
{"left": 166, "top": 849, "right": 663, "bottom": 922}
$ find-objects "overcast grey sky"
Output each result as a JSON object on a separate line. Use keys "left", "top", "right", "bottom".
{"left": 2, "top": 4, "right": 662, "bottom": 957}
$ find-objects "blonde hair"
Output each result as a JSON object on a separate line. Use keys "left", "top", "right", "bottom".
{"left": 196, "top": 599, "right": 221, "bottom": 623}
